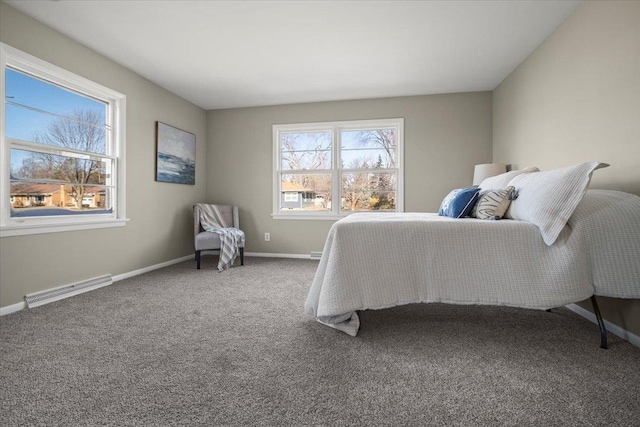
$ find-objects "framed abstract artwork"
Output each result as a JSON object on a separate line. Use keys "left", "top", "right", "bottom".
{"left": 155, "top": 121, "right": 196, "bottom": 184}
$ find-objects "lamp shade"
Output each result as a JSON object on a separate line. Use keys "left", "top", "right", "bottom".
{"left": 473, "top": 163, "right": 507, "bottom": 186}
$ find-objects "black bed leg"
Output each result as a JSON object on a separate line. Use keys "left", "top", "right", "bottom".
{"left": 240, "top": 248, "right": 244, "bottom": 266}
{"left": 591, "top": 296, "right": 608, "bottom": 349}
{"left": 196, "top": 250, "right": 201, "bottom": 269}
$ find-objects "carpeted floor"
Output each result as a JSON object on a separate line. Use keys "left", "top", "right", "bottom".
{"left": 1, "top": 257, "right": 639, "bottom": 426}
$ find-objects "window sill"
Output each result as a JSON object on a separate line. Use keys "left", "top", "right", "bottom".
{"left": 272, "top": 213, "right": 341, "bottom": 221}
{"left": 271, "top": 211, "right": 402, "bottom": 220}
{"left": 0, "top": 218, "right": 129, "bottom": 237}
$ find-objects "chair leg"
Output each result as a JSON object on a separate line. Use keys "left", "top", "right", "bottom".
{"left": 240, "top": 248, "right": 244, "bottom": 266}
{"left": 195, "top": 250, "right": 201, "bottom": 269}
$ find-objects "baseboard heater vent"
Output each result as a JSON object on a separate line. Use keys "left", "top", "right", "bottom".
{"left": 25, "top": 274, "right": 113, "bottom": 308}
{"left": 310, "top": 251, "right": 323, "bottom": 260}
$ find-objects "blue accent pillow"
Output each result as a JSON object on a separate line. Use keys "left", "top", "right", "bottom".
{"left": 438, "top": 187, "right": 481, "bottom": 218}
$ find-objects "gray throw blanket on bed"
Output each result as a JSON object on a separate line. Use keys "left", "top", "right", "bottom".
{"left": 197, "top": 204, "right": 245, "bottom": 271}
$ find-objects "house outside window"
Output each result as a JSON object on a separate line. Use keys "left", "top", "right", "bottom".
{"left": 273, "top": 118, "right": 403, "bottom": 219}
{"left": 284, "top": 193, "right": 299, "bottom": 203}
{"left": 1, "top": 43, "right": 127, "bottom": 237}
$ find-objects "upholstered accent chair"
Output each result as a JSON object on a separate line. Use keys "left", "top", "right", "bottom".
{"left": 193, "top": 204, "right": 245, "bottom": 269}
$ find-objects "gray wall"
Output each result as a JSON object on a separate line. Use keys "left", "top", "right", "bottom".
{"left": 0, "top": 3, "right": 208, "bottom": 307}
{"left": 492, "top": 0, "right": 640, "bottom": 336}
{"left": 206, "top": 93, "right": 493, "bottom": 255}
{"left": 493, "top": 1, "right": 640, "bottom": 195}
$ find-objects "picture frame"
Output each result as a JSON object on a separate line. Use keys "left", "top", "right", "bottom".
{"left": 155, "top": 121, "right": 196, "bottom": 185}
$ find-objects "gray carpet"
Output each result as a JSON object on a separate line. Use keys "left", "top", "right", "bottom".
{"left": 1, "top": 257, "right": 639, "bottom": 426}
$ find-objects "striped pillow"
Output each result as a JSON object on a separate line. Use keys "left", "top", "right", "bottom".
{"left": 475, "top": 186, "right": 517, "bottom": 220}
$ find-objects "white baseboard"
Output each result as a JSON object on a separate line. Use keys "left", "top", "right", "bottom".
{"left": 112, "top": 254, "right": 193, "bottom": 282}
{"left": 565, "top": 303, "right": 640, "bottom": 348}
{"left": 245, "top": 251, "right": 318, "bottom": 260}
{"left": 201, "top": 251, "right": 320, "bottom": 260}
{"left": 0, "top": 301, "right": 27, "bottom": 316}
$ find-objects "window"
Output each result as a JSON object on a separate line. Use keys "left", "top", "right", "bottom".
{"left": 1, "top": 43, "right": 126, "bottom": 236}
{"left": 273, "top": 118, "right": 403, "bottom": 219}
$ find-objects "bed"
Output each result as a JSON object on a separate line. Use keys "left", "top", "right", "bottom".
{"left": 305, "top": 168, "right": 640, "bottom": 347}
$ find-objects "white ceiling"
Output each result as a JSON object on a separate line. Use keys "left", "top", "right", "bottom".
{"left": 5, "top": 0, "right": 582, "bottom": 110}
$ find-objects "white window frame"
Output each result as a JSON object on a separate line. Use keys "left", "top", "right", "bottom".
{"left": 273, "top": 118, "right": 404, "bottom": 220}
{"left": 0, "top": 43, "right": 127, "bottom": 237}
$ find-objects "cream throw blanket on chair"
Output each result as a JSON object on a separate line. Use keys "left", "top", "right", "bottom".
{"left": 197, "top": 204, "right": 245, "bottom": 271}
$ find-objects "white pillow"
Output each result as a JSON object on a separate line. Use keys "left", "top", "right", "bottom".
{"left": 479, "top": 166, "right": 539, "bottom": 191}
{"left": 507, "top": 161, "right": 609, "bottom": 245}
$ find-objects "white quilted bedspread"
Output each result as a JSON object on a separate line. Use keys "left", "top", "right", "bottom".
{"left": 304, "top": 190, "right": 640, "bottom": 336}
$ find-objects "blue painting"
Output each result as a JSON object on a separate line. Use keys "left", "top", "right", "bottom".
{"left": 156, "top": 122, "right": 196, "bottom": 184}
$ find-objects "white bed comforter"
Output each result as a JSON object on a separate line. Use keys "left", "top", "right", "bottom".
{"left": 304, "top": 190, "right": 640, "bottom": 336}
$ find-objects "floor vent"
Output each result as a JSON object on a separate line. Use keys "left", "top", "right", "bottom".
{"left": 25, "top": 274, "right": 113, "bottom": 308}
{"left": 310, "top": 251, "right": 323, "bottom": 260}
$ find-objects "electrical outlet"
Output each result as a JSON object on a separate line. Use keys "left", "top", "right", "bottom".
{"left": 264, "top": 233, "right": 270, "bottom": 242}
